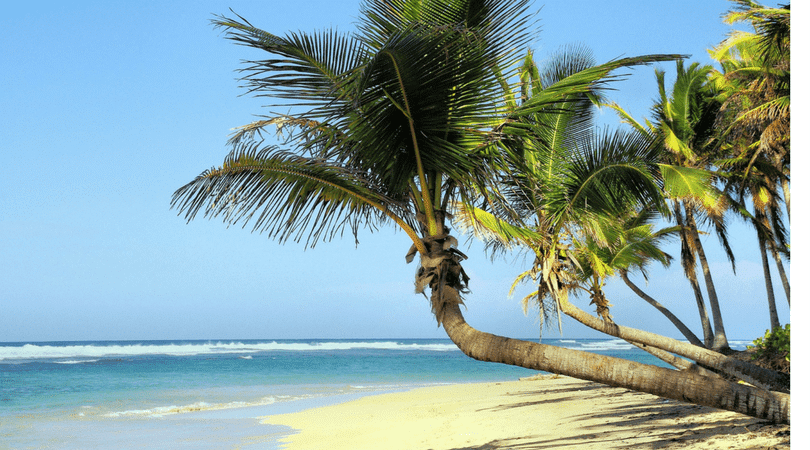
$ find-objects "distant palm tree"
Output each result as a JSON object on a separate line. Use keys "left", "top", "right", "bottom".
{"left": 572, "top": 208, "right": 704, "bottom": 346}
{"left": 173, "top": 0, "right": 788, "bottom": 422}
{"left": 711, "top": 0, "right": 790, "bottom": 212}
{"left": 612, "top": 61, "right": 735, "bottom": 351}
{"left": 710, "top": 0, "right": 790, "bottom": 321}
{"left": 716, "top": 150, "right": 788, "bottom": 326}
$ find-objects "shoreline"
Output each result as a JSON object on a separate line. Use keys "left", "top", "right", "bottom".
{"left": 261, "top": 375, "right": 789, "bottom": 449}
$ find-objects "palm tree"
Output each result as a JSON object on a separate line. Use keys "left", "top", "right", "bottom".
{"left": 711, "top": 0, "right": 790, "bottom": 217}
{"left": 716, "top": 154, "right": 788, "bottom": 328}
{"left": 710, "top": 0, "right": 790, "bottom": 319}
{"left": 173, "top": 0, "right": 537, "bottom": 322}
{"left": 574, "top": 208, "right": 706, "bottom": 348}
{"left": 612, "top": 61, "right": 735, "bottom": 351}
{"left": 458, "top": 200, "right": 788, "bottom": 390}
{"left": 452, "top": 50, "right": 787, "bottom": 393}
{"left": 173, "top": 0, "right": 788, "bottom": 422}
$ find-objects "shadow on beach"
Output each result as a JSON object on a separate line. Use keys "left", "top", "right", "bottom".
{"left": 464, "top": 380, "right": 790, "bottom": 450}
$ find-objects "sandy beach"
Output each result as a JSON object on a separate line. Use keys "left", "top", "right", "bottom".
{"left": 263, "top": 375, "right": 789, "bottom": 449}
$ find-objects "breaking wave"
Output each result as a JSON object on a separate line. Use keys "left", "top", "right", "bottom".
{"left": 0, "top": 340, "right": 459, "bottom": 361}
{"left": 104, "top": 396, "right": 279, "bottom": 418}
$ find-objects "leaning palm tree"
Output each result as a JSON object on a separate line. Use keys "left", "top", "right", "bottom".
{"left": 452, "top": 49, "right": 787, "bottom": 393}
{"left": 173, "top": 0, "right": 788, "bottom": 422}
{"left": 571, "top": 208, "right": 706, "bottom": 347}
{"left": 612, "top": 61, "right": 736, "bottom": 351}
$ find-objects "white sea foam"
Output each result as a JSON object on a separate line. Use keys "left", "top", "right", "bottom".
{"left": 0, "top": 340, "right": 459, "bottom": 361}
{"left": 577, "top": 339, "right": 635, "bottom": 352}
{"left": 54, "top": 359, "right": 100, "bottom": 364}
{"left": 104, "top": 397, "right": 279, "bottom": 418}
{"left": 105, "top": 402, "right": 213, "bottom": 418}
{"left": 729, "top": 340, "right": 752, "bottom": 350}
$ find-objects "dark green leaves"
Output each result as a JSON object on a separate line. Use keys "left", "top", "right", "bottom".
{"left": 178, "top": 0, "right": 541, "bottom": 247}
{"left": 172, "top": 143, "right": 410, "bottom": 247}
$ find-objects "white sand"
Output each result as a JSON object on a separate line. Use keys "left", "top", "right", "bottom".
{"left": 262, "top": 375, "right": 789, "bottom": 449}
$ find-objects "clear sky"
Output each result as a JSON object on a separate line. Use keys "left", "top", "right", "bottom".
{"left": 0, "top": 0, "right": 794, "bottom": 342}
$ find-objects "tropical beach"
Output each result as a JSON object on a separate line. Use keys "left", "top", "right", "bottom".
{"left": 1, "top": 338, "right": 792, "bottom": 449}
{"left": 265, "top": 376, "right": 790, "bottom": 450}
{"left": 3, "top": 0, "right": 792, "bottom": 448}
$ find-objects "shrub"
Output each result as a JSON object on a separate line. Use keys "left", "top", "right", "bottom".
{"left": 749, "top": 324, "right": 790, "bottom": 362}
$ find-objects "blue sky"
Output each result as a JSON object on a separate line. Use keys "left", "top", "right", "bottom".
{"left": 0, "top": 0, "right": 794, "bottom": 342}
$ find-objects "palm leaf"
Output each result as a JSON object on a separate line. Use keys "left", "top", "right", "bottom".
{"left": 506, "top": 54, "right": 686, "bottom": 121}
{"left": 213, "top": 14, "right": 363, "bottom": 113}
{"left": 659, "top": 164, "right": 724, "bottom": 216}
{"left": 172, "top": 143, "right": 418, "bottom": 248}
{"left": 545, "top": 129, "right": 664, "bottom": 232}
{"left": 451, "top": 201, "right": 544, "bottom": 252}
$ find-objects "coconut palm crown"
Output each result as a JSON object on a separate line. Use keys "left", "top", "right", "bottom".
{"left": 173, "top": 0, "right": 546, "bottom": 320}
{"left": 173, "top": 0, "right": 681, "bottom": 321}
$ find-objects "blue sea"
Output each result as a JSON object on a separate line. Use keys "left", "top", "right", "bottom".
{"left": 1, "top": 338, "right": 751, "bottom": 449}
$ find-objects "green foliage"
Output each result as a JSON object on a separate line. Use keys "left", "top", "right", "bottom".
{"left": 749, "top": 324, "right": 790, "bottom": 362}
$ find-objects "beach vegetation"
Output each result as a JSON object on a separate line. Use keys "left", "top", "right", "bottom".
{"left": 709, "top": 0, "right": 790, "bottom": 331}
{"left": 453, "top": 48, "right": 789, "bottom": 393}
{"left": 749, "top": 324, "right": 790, "bottom": 366}
{"left": 173, "top": 0, "right": 789, "bottom": 424}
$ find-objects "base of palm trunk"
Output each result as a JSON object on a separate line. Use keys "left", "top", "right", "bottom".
{"left": 440, "top": 303, "right": 789, "bottom": 424}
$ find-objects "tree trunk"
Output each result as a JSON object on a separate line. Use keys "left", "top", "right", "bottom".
{"left": 674, "top": 203, "right": 714, "bottom": 347}
{"left": 755, "top": 213, "right": 781, "bottom": 331}
{"left": 630, "top": 342, "right": 720, "bottom": 379}
{"left": 621, "top": 272, "right": 704, "bottom": 347}
{"left": 440, "top": 303, "right": 790, "bottom": 424}
{"left": 769, "top": 240, "right": 790, "bottom": 306}
{"left": 781, "top": 177, "right": 790, "bottom": 223}
{"left": 685, "top": 205, "right": 729, "bottom": 351}
{"left": 690, "top": 275, "right": 714, "bottom": 347}
{"left": 560, "top": 300, "right": 789, "bottom": 392}
{"left": 765, "top": 196, "right": 790, "bottom": 305}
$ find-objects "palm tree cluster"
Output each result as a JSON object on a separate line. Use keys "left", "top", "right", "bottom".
{"left": 711, "top": 0, "right": 791, "bottom": 332}
{"left": 173, "top": 0, "right": 789, "bottom": 423}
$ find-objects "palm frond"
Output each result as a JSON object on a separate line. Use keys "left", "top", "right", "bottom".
{"left": 172, "top": 142, "right": 416, "bottom": 247}
{"left": 451, "top": 201, "right": 544, "bottom": 253}
{"left": 507, "top": 54, "right": 687, "bottom": 120}
{"left": 545, "top": 129, "right": 664, "bottom": 231}
{"left": 607, "top": 102, "right": 654, "bottom": 136}
{"left": 659, "top": 164, "right": 725, "bottom": 218}
{"left": 226, "top": 116, "right": 341, "bottom": 150}
{"left": 213, "top": 14, "right": 364, "bottom": 114}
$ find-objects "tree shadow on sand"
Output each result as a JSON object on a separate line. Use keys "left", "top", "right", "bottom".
{"left": 459, "top": 382, "right": 790, "bottom": 449}
{"left": 441, "top": 412, "right": 788, "bottom": 449}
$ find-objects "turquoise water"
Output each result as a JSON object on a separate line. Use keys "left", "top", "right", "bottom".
{"left": 1, "top": 338, "right": 750, "bottom": 449}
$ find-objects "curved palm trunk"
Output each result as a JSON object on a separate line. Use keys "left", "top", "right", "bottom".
{"left": 630, "top": 342, "right": 720, "bottom": 379}
{"left": 440, "top": 303, "right": 789, "bottom": 423}
{"left": 620, "top": 272, "right": 704, "bottom": 347}
{"left": 689, "top": 274, "right": 715, "bottom": 347}
{"left": 674, "top": 203, "right": 715, "bottom": 347}
{"left": 685, "top": 205, "right": 729, "bottom": 350}
{"left": 560, "top": 300, "right": 789, "bottom": 392}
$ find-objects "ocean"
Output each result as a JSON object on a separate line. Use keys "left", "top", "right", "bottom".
{"left": 0, "top": 338, "right": 751, "bottom": 449}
